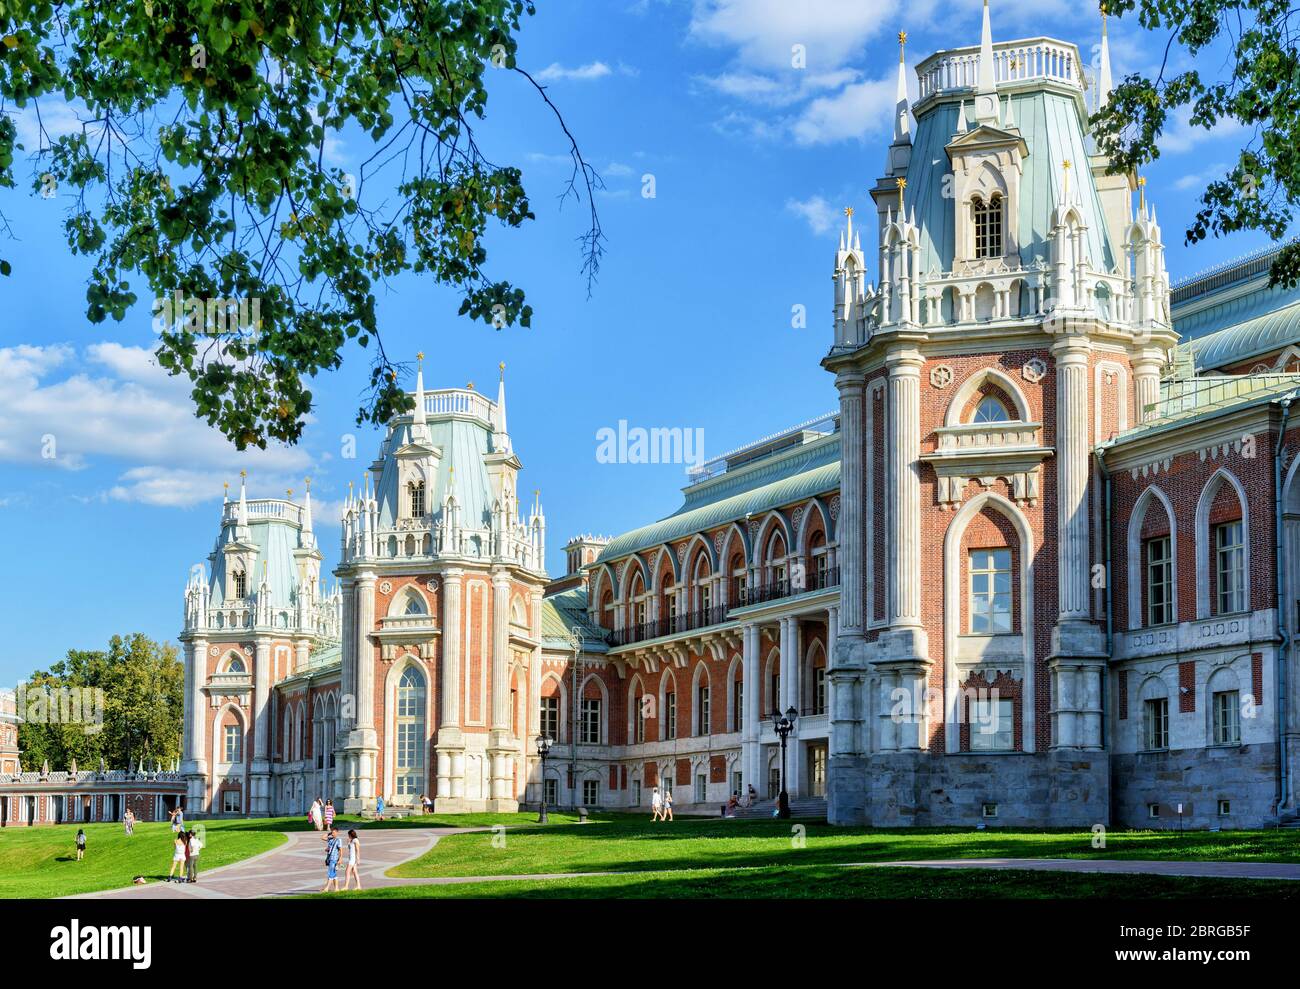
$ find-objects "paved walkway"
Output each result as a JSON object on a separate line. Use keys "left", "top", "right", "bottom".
{"left": 68, "top": 832, "right": 1300, "bottom": 899}
{"left": 71, "top": 827, "right": 468, "bottom": 899}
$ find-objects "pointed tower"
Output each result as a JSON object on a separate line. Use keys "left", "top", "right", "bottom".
{"left": 887, "top": 31, "right": 913, "bottom": 176}
{"left": 974, "top": 0, "right": 1000, "bottom": 125}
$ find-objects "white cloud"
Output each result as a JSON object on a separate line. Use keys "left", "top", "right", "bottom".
{"left": 1159, "top": 105, "right": 1245, "bottom": 155}
{"left": 689, "top": 0, "right": 899, "bottom": 71}
{"left": 9, "top": 97, "right": 91, "bottom": 152}
{"left": 535, "top": 62, "right": 615, "bottom": 82}
{"left": 785, "top": 195, "right": 838, "bottom": 234}
{"left": 0, "top": 342, "right": 314, "bottom": 505}
{"left": 791, "top": 75, "right": 898, "bottom": 146}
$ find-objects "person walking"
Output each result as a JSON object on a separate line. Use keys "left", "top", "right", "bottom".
{"left": 75, "top": 829, "right": 86, "bottom": 861}
{"left": 185, "top": 829, "right": 203, "bottom": 884}
{"left": 663, "top": 788, "right": 674, "bottom": 822}
{"left": 322, "top": 798, "right": 336, "bottom": 831}
{"left": 309, "top": 797, "right": 323, "bottom": 831}
{"left": 321, "top": 826, "right": 342, "bottom": 893}
{"left": 167, "top": 831, "right": 187, "bottom": 881}
{"left": 169, "top": 806, "right": 184, "bottom": 834}
{"left": 342, "top": 829, "right": 362, "bottom": 891}
{"left": 123, "top": 809, "right": 135, "bottom": 836}
{"left": 650, "top": 786, "right": 663, "bottom": 822}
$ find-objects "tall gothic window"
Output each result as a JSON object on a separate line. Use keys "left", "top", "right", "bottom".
{"left": 232, "top": 569, "right": 247, "bottom": 598}
{"left": 408, "top": 480, "right": 426, "bottom": 518}
{"left": 540, "top": 695, "right": 559, "bottom": 741}
{"left": 969, "top": 549, "right": 1013, "bottom": 633}
{"left": 395, "top": 667, "right": 425, "bottom": 797}
{"left": 1216, "top": 521, "right": 1246, "bottom": 614}
{"left": 973, "top": 194, "right": 1004, "bottom": 259}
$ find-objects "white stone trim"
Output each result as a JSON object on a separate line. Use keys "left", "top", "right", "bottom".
{"left": 1194, "top": 467, "right": 1249, "bottom": 620}
{"left": 1125, "top": 485, "right": 1177, "bottom": 632}
{"left": 942, "top": 492, "right": 1036, "bottom": 754}
{"left": 944, "top": 366, "right": 1032, "bottom": 428}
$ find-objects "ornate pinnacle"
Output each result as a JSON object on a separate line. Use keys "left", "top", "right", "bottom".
{"left": 304, "top": 476, "right": 311, "bottom": 490}
{"left": 843, "top": 206, "right": 854, "bottom": 218}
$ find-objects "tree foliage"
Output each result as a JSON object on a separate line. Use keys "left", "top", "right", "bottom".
{"left": 1094, "top": 0, "right": 1300, "bottom": 285}
{"left": 0, "top": 0, "right": 601, "bottom": 448}
{"left": 15, "top": 633, "right": 185, "bottom": 773}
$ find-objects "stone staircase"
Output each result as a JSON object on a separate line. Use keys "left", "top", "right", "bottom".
{"left": 730, "top": 795, "right": 827, "bottom": 821}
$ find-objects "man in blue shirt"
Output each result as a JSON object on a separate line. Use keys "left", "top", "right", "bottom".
{"left": 321, "top": 826, "right": 342, "bottom": 893}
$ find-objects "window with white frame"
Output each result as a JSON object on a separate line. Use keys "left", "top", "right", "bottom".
{"left": 634, "top": 597, "right": 647, "bottom": 627}
{"left": 544, "top": 777, "right": 558, "bottom": 805}
{"left": 696, "top": 682, "right": 710, "bottom": 735}
{"left": 580, "top": 697, "right": 601, "bottom": 744}
{"left": 224, "top": 723, "right": 242, "bottom": 763}
{"left": 540, "top": 695, "right": 559, "bottom": 742}
{"left": 408, "top": 480, "right": 425, "bottom": 518}
{"left": 664, "top": 691, "right": 676, "bottom": 739}
{"left": 1213, "top": 689, "right": 1241, "bottom": 745}
{"left": 634, "top": 694, "right": 646, "bottom": 743}
{"left": 1144, "top": 697, "right": 1169, "bottom": 751}
{"left": 969, "top": 548, "right": 1013, "bottom": 633}
{"left": 733, "top": 679, "right": 743, "bottom": 732}
{"left": 699, "top": 581, "right": 712, "bottom": 615}
{"left": 694, "top": 773, "right": 707, "bottom": 803}
{"left": 814, "top": 667, "right": 827, "bottom": 715}
{"left": 1146, "top": 536, "right": 1173, "bottom": 626}
{"left": 582, "top": 779, "right": 599, "bottom": 806}
{"left": 973, "top": 194, "right": 1003, "bottom": 259}
{"left": 969, "top": 696, "right": 1013, "bottom": 751}
{"left": 632, "top": 780, "right": 642, "bottom": 805}
{"left": 973, "top": 396, "right": 1010, "bottom": 423}
{"left": 232, "top": 569, "right": 247, "bottom": 598}
{"left": 1216, "top": 521, "right": 1246, "bottom": 614}
{"left": 395, "top": 667, "right": 425, "bottom": 797}
{"left": 223, "top": 789, "right": 241, "bottom": 813}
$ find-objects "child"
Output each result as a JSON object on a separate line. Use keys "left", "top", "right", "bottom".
{"left": 75, "top": 829, "right": 86, "bottom": 861}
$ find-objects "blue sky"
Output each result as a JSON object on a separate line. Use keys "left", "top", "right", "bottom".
{"left": 0, "top": 0, "right": 1278, "bottom": 684}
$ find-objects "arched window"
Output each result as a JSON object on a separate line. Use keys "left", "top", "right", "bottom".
{"left": 973, "top": 396, "right": 1011, "bottom": 423}
{"left": 973, "top": 194, "right": 1003, "bottom": 259}
{"left": 403, "top": 592, "right": 427, "bottom": 616}
{"left": 395, "top": 667, "right": 426, "bottom": 797}
{"left": 232, "top": 569, "right": 247, "bottom": 598}
{"left": 408, "top": 480, "right": 426, "bottom": 518}
{"left": 225, "top": 656, "right": 246, "bottom": 675}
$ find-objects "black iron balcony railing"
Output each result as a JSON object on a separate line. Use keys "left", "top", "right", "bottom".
{"left": 609, "top": 605, "right": 729, "bottom": 647}
{"left": 736, "top": 566, "right": 840, "bottom": 607}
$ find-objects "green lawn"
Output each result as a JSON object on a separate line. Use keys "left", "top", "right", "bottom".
{"left": 323, "top": 863, "right": 1300, "bottom": 900}
{"left": 0, "top": 819, "right": 289, "bottom": 898}
{"left": 386, "top": 817, "right": 1300, "bottom": 881}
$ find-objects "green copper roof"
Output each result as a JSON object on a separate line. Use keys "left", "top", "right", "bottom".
{"left": 209, "top": 513, "right": 310, "bottom": 609}
{"left": 1103, "top": 374, "right": 1300, "bottom": 445}
{"left": 541, "top": 586, "right": 607, "bottom": 650}
{"left": 375, "top": 413, "right": 501, "bottom": 531}
{"left": 908, "top": 91, "right": 1116, "bottom": 277}
{"left": 597, "top": 433, "right": 840, "bottom": 564}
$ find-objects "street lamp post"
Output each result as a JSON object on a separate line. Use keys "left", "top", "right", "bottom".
{"left": 771, "top": 706, "right": 797, "bottom": 819}
{"left": 536, "top": 735, "right": 553, "bottom": 824}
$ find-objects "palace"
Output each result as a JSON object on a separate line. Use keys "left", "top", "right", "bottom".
{"left": 171, "top": 4, "right": 1300, "bottom": 829}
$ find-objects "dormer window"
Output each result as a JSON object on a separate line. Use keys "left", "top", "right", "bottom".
{"left": 232, "top": 569, "right": 247, "bottom": 598}
{"left": 973, "top": 396, "right": 1011, "bottom": 423}
{"left": 408, "top": 480, "right": 426, "bottom": 518}
{"left": 973, "top": 194, "right": 1003, "bottom": 259}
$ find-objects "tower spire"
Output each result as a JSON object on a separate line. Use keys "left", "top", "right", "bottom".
{"left": 1097, "top": 4, "right": 1113, "bottom": 111}
{"left": 302, "top": 476, "right": 314, "bottom": 540}
{"left": 977, "top": 0, "right": 996, "bottom": 95}
{"left": 893, "top": 31, "right": 911, "bottom": 145}
{"left": 412, "top": 351, "right": 426, "bottom": 427}
{"left": 237, "top": 470, "right": 248, "bottom": 527}
{"left": 494, "top": 361, "right": 511, "bottom": 453}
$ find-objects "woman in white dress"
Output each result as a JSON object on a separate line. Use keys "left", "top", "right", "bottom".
{"left": 309, "top": 798, "right": 323, "bottom": 831}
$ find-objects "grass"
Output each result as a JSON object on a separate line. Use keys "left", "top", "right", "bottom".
{"left": 385, "top": 817, "right": 1300, "bottom": 881}
{"left": 0, "top": 819, "right": 286, "bottom": 898}
{"left": 320, "top": 863, "right": 1300, "bottom": 900}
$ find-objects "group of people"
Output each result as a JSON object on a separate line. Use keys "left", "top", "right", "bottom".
{"left": 649, "top": 786, "right": 675, "bottom": 821}
{"left": 166, "top": 807, "right": 203, "bottom": 883}
{"left": 320, "top": 826, "right": 362, "bottom": 892}
{"left": 307, "top": 797, "right": 337, "bottom": 831}
{"left": 722, "top": 784, "right": 759, "bottom": 818}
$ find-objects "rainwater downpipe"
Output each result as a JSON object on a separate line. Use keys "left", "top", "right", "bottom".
{"left": 1095, "top": 447, "right": 1113, "bottom": 826}
{"left": 1272, "top": 395, "right": 1295, "bottom": 815}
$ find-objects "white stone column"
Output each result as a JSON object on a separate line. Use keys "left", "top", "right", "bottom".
{"left": 251, "top": 636, "right": 271, "bottom": 815}
{"left": 885, "top": 350, "right": 925, "bottom": 638}
{"left": 741, "top": 623, "right": 760, "bottom": 793}
{"left": 293, "top": 639, "right": 310, "bottom": 675}
{"left": 487, "top": 570, "right": 514, "bottom": 807}
{"left": 183, "top": 637, "right": 208, "bottom": 813}
{"left": 436, "top": 568, "right": 463, "bottom": 806}
{"left": 1050, "top": 341, "right": 1107, "bottom": 750}
{"left": 1132, "top": 354, "right": 1163, "bottom": 424}
{"left": 354, "top": 573, "right": 377, "bottom": 731}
